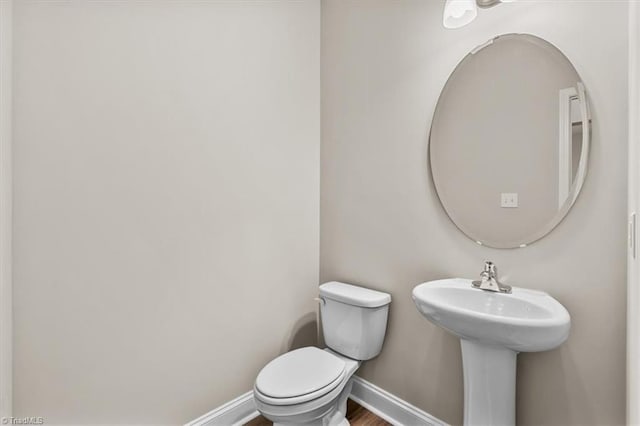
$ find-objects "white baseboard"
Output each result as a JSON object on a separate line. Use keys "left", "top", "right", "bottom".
{"left": 186, "top": 376, "right": 448, "bottom": 426}
{"left": 350, "top": 376, "right": 448, "bottom": 426}
{"left": 185, "top": 391, "right": 258, "bottom": 426}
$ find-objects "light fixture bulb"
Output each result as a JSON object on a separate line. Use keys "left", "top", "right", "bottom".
{"left": 443, "top": 0, "right": 478, "bottom": 29}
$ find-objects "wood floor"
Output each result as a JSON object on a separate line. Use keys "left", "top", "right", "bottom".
{"left": 245, "top": 399, "right": 391, "bottom": 426}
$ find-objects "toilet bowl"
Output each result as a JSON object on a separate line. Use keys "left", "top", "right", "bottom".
{"left": 253, "top": 282, "right": 391, "bottom": 426}
{"left": 253, "top": 347, "right": 359, "bottom": 426}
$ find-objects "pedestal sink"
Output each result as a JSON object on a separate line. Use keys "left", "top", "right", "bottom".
{"left": 412, "top": 278, "right": 570, "bottom": 426}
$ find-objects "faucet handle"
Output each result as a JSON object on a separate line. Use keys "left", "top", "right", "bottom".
{"left": 482, "top": 261, "right": 497, "bottom": 277}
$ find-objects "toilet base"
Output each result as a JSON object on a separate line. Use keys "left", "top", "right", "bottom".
{"left": 273, "top": 418, "right": 349, "bottom": 426}
{"left": 272, "top": 379, "right": 353, "bottom": 426}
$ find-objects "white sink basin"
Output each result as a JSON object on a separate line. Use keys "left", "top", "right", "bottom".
{"left": 412, "top": 278, "right": 571, "bottom": 426}
{"left": 412, "top": 278, "right": 570, "bottom": 352}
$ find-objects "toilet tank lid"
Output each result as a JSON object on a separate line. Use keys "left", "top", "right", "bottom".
{"left": 319, "top": 281, "right": 391, "bottom": 308}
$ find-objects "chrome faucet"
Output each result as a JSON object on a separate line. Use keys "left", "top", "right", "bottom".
{"left": 471, "top": 261, "right": 512, "bottom": 294}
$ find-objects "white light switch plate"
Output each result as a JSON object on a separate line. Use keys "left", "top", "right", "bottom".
{"left": 501, "top": 193, "right": 518, "bottom": 208}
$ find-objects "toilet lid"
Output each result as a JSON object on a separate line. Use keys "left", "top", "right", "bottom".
{"left": 255, "top": 347, "right": 346, "bottom": 399}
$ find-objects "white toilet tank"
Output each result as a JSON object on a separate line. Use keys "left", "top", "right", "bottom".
{"left": 319, "top": 281, "right": 391, "bottom": 361}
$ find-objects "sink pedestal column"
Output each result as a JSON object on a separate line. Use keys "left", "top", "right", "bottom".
{"left": 460, "top": 339, "right": 517, "bottom": 426}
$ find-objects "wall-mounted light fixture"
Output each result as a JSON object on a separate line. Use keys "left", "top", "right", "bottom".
{"left": 442, "top": 0, "right": 477, "bottom": 29}
{"left": 443, "top": 0, "right": 514, "bottom": 29}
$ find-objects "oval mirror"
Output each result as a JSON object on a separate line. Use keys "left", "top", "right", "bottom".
{"left": 430, "top": 34, "right": 591, "bottom": 248}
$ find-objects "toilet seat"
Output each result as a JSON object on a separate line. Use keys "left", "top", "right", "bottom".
{"left": 253, "top": 348, "right": 361, "bottom": 425}
{"left": 255, "top": 347, "right": 346, "bottom": 406}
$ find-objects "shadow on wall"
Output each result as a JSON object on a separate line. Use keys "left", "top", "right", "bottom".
{"left": 282, "top": 312, "right": 319, "bottom": 352}
{"left": 517, "top": 347, "right": 593, "bottom": 425}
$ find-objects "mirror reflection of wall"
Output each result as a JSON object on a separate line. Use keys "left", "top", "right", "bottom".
{"left": 558, "top": 88, "right": 587, "bottom": 208}
{"left": 430, "top": 34, "right": 591, "bottom": 248}
{"left": 571, "top": 97, "right": 582, "bottom": 183}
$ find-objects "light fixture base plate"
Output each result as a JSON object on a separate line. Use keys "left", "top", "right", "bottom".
{"left": 476, "top": 0, "right": 501, "bottom": 9}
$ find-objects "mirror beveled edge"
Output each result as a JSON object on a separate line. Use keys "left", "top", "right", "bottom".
{"left": 428, "top": 33, "right": 591, "bottom": 249}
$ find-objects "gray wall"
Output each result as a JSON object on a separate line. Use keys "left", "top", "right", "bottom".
{"left": 629, "top": 3, "right": 640, "bottom": 423}
{"left": 321, "top": 1, "right": 627, "bottom": 425}
{"left": 0, "top": 0, "right": 12, "bottom": 419}
{"left": 13, "top": 1, "right": 319, "bottom": 424}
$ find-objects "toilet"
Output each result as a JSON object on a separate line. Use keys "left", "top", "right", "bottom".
{"left": 253, "top": 281, "right": 391, "bottom": 426}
